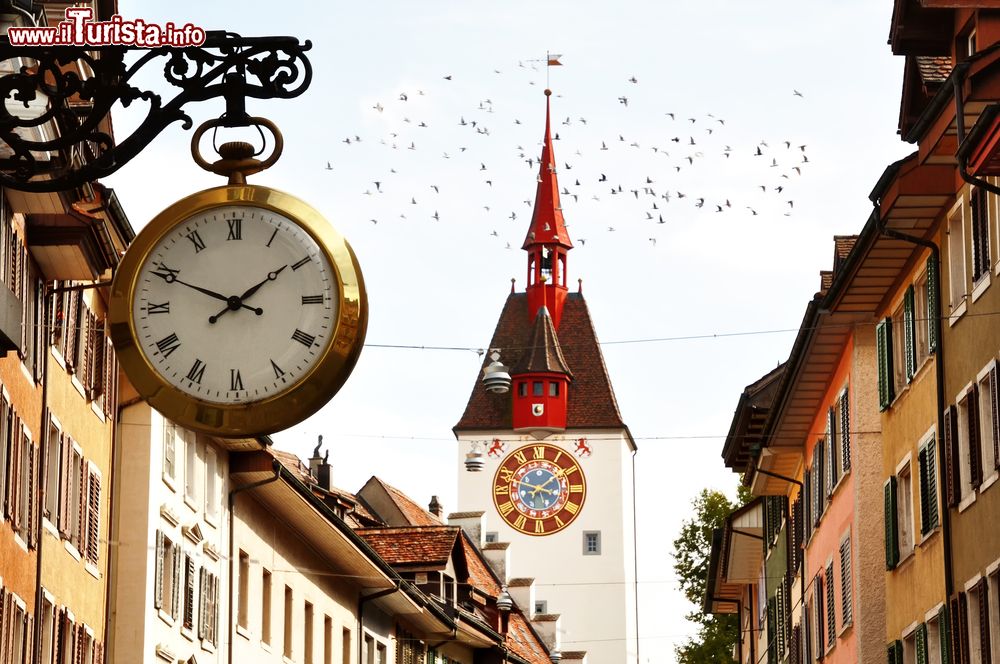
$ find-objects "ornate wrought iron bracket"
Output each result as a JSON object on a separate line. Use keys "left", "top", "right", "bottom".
{"left": 0, "top": 31, "right": 312, "bottom": 192}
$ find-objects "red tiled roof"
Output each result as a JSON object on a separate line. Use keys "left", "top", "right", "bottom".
{"left": 272, "top": 448, "right": 313, "bottom": 484}
{"left": 507, "top": 612, "right": 551, "bottom": 664}
{"left": 915, "top": 55, "right": 952, "bottom": 85}
{"left": 513, "top": 306, "right": 572, "bottom": 376}
{"left": 459, "top": 534, "right": 502, "bottom": 596}
{"left": 455, "top": 293, "right": 624, "bottom": 430}
{"left": 376, "top": 477, "right": 443, "bottom": 526}
{"left": 356, "top": 526, "right": 459, "bottom": 567}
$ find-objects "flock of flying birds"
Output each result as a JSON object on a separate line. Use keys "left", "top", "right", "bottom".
{"left": 324, "top": 62, "right": 813, "bottom": 250}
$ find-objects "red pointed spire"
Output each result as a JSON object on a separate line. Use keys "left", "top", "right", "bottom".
{"left": 522, "top": 89, "right": 573, "bottom": 251}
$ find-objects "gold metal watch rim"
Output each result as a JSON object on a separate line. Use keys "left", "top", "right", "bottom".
{"left": 109, "top": 184, "right": 368, "bottom": 437}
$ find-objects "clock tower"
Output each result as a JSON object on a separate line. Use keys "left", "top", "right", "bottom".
{"left": 453, "top": 90, "right": 638, "bottom": 664}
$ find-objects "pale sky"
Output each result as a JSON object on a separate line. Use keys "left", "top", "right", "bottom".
{"left": 106, "top": 2, "right": 912, "bottom": 660}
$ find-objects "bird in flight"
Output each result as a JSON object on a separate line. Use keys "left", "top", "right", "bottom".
{"left": 793, "top": 90, "right": 804, "bottom": 97}
{"left": 629, "top": 76, "right": 638, "bottom": 84}
{"left": 432, "top": 211, "right": 440, "bottom": 221}
{"left": 325, "top": 162, "right": 333, "bottom": 171}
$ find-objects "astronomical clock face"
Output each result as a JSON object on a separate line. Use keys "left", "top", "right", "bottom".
{"left": 492, "top": 443, "right": 586, "bottom": 536}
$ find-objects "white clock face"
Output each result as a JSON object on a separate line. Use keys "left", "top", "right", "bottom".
{"left": 132, "top": 205, "right": 338, "bottom": 404}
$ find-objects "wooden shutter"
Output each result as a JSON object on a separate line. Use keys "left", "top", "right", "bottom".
{"left": 926, "top": 436, "right": 939, "bottom": 531}
{"left": 816, "top": 574, "right": 825, "bottom": 652}
{"left": 57, "top": 435, "right": 71, "bottom": 538}
{"left": 829, "top": 407, "right": 839, "bottom": 488}
{"left": 171, "top": 544, "right": 182, "bottom": 619}
{"left": 818, "top": 440, "right": 827, "bottom": 507}
{"left": 959, "top": 593, "right": 971, "bottom": 664}
{"left": 927, "top": 255, "right": 939, "bottom": 353}
{"left": 980, "top": 579, "right": 991, "bottom": 664}
{"left": 941, "top": 603, "right": 952, "bottom": 664}
{"left": 991, "top": 361, "right": 1000, "bottom": 471}
{"left": 198, "top": 567, "right": 207, "bottom": 640}
{"left": 885, "top": 476, "right": 899, "bottom": 569}
{"left": 90, "top": 323, "right": 105, "bottom": 403}
{"left": 26, "top": 441, "right": 37, "bottom": 549}
{"left": 841, "top": 389, "right": 851, "bottom": 472}
{"left": 945, "top": 406, "right": 961, "bottom": 507}
{"left": 916, "top": 622, "right": 929, "bottom": 664}
{"left": 85, "top": 468, "right": 100, "bottom": 564}
{"left": 184, "top": 554, "right": 195, "bottom": 629}
{"left": 826, "top": 563, "right": 836, "bottom": 647}
{"left": 969, "top": 388, "right": 983, "bottom": 489}
{"left": 839, "top": 537, "right": 853, "bottom": 625}
{"left": 767, "top": 596, "right": 777, "bottom": 664}
{"left": 904, "top": 285, "right": 916, "bottom": 380}
{"left": 76, "top": 454, "right": 86, "bottom": 550}
{"left": 776, "top": 583, "right": 787, "bottom": 658}
{"left": 102, "top": 337, "right": 116, "bottom": 419}
{"left": 10, "top": 419, "right": 20, "bottom": 531}
{"left": 65, "top": 291, "right": 79, "bottom": 371}
{"left": 877, "top": 318, "right": 894, "bottom": 410}
{"left": 83, "top": 308, "right": 96, "bottom": 397}
{"left": 153, "top": 531, "right": 164, "bottom": 610}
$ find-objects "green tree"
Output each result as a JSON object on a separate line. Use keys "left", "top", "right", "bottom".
{"left": 671, "top": 487, "right": 750, "bottom": 664}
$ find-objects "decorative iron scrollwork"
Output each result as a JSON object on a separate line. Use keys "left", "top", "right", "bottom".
{"left": 0, "top": 31, "right": 312, "bottom": 192}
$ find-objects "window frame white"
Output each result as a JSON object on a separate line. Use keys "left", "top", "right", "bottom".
{"left": 896, "top": 455, "right": 915, "bottom": 561}
{"left": 948, "top": 198, "right": 968, "bottom": 323}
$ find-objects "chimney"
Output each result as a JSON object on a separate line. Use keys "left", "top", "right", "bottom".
{"left": 531, "top": 613, "right": 561, "bottom": 652}
{"left": 309, "top": 435, "right": 333, "bottom": 491}
{"left": 482, "top": 542, "right": 510, "bottom": 583}
{"left": 448, "top": 511, "right": 484, "bottom": 545}
{"left": 507, "top": 578, "right": 535, "bottom": 618}
{"left": 428, "top": 495, "right": 444, "bottom": 518}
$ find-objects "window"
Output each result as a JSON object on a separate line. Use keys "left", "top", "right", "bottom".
{"left": 914, "top": 272, "right": 931, "bottom": 367}
{"left": 518, "top": 382, "right": 526, "bottom": 398}
{"left": 971, "top": 186, "right": 991, "bottom": 285}
{"left": 839, "top": 536, "right": 853, "bottom": 628}
{"left": 376, "top": 642, "right": 386, "bottom": 664}
{"left": 284, "top": 585, "right": 293, "bottom": 659}
{"left": 484, "top": 531, "right": 498, "bottom": 543}
{"left": 826, "top": 563, "right": 836, "bottom": 649}
{"left": 199, "top": 568, "right": 219, "bottom": 646}
{"left": 44, "top": 416, "right": 60, "bottom": 522}
{"left": 0, "top": 394, "right": 8, "bottom": 522}
{"left": 343, "top": 628, "right": 351, "bottom": 664}
{"left": 182, "top": 553, "right": 196, "bottom": 631}
{"left": 583, "top": 531, "right": 601, "bottom": 555}
{"left": 977, "top": 362, "right": 999, "bottom": 480}
{"left": 925, "top": 615, "right": 942, "bottom": 664}
{"left": 548, "top": 382, "right": 559, "bottom": 397}
{"left": 892, "top": 302, "right": 907, "bottom": 397}
{"left": 903, "top": 629, "right": 916, "bottom": 664}
{"left": 163, "top": 420, "right": 178, "bottom": 488}
{"left": 324, "top": 616, "right": 333, "bottom": 664}
{"left": 204, "top": 445, "right": 219, "bottom": 523}
{"left": 238, "top": 550, "right": 249, "bottom": 629}
{"left": 305, "top": 601, "right": 314, "bottom": 664}
{"left": 967, "top": 581, "right": 987, "bottom": 664}
{"left": 877, "top": 317, "right": 895, "bottom": 409}
{"left": 262, "top": 568, "right": 272, "bottom": 644}
{"left": 154, "top": 531, "right": 181, "bottom": 619}
{"left": 364, "top": 633, "right": 375, "bottom": 664}
{"left": 826, "top": 408, "right": 840, "bottom": 497}
{"left": 532, "top": 381, "right": 543, "bottom": 397}
{"left": 814, "top": 574, "right": 825, "bottom": 660}
{"left": 897, "top": 462, "right": 914, "bottom": 559}
{"left": 957, "top": 390, "right": 978, "bottom": 501}
{"left": 9, "top": 592, "right": 26, "bottom": 664}
{"left": 40, "top": 594, "right": 54, "bottom": 664}
{"left": 534, "top": 600, "right": 548, "bottom": 615}
{"left": 184, "top": 430, "right": 200, "bottom": 505}
{"left": 989, "top": 571, "right": 1000, "bottom": 664}
{"left": 948, "top": 201, "right": 967, "bottom": 312}
{"left": 918, "top": 434, "right": 940, "bottom": 535}
{"left": 836, "top": 387, "right": 851, "bottom": 475}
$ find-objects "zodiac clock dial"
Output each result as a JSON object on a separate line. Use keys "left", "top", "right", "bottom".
{"left": 492, "top": 443, "right": 586, "bottom": 536}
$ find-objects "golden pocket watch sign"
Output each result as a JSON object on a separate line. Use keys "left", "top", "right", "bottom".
{"left": 109, "top": 118, "right": 367, "bottom": 436}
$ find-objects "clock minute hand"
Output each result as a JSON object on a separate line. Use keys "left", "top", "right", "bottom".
{"left": 152, "top": 270, "right": 230, "bottom": 304}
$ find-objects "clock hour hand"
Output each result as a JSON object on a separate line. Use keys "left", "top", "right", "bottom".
{"left": 237, "top": 265, "right": 288, "bottom": 302}
{"left": 208, "top": 265, "right": 286, "bottom": 324}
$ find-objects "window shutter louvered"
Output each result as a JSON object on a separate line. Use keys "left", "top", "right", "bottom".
{"left": 893, "top": 640, "right": 904, "bottom": 664}
{"left": 919, "top": 444, "right": 931, "bottom": 535}
{"left": 58, "top": 435, "right": 71, "bottom": 538}
{"left": 826, "top": 563, "right": 836, "bottom": 647}
{"left": 916, "top": 623, "right": 928, "bottom": 664}
{"left": 184, "top": 554, "right": 196, "bottom": 629}
{"left": 885, "top": 477, "right": 899, "bottom": 569}
{"left": 905, "top": 285, "right": 917, "bottom": 380}
{"left": 94, "top": 640, "right": 104, "bottom": 664}
{"left": 829, "top": 407, "right": 839, "bottom": 488}
{"left": 816, "top": 576, "right": 825, "bottom": 656}
{"left": 841, "top": 389, "right": 851, "bottom": 472}
{"left": 86, "top": 469, "right": 101, "bottom": 564}
{"left": 979, "top": 579, "right": 991, "bottom": 664}
{"left": 941, "top": 603, "right": 952, "bottom": 664}
{"left": 767, "top": 597, "right": 777, "bottom": 664}
{"left": 991, "top": 361, "right": 1000, "bottom": 471}
{"left": 26, "top": 439, "right": 36, "bottom": 548}
{"left": 10, "top": 420, "right": 20, "bottom": 531}
{"left": 154, "top": 531, "right": 164, "bottom": 610}
{"left": 945, "top": 406, "right": 960, "bottom": 507}
{"left": 877, "top": 318, "right": 894, "bottom": 410}
{"left": 804, "top": 469, "right": 812, "bottom": 541}
{"left": 90, "top": 323, "right": 105, "bottom": 403}
{"left": 959, "top": 593, "right": 971, "bottom": 664}
{"left": 927, "top": 256, "right": 939, "bottom": 353}
{"left": 777, "top": 584, "right": 786, "bottom": 658}
{"left": 791, "top": 624, "right": 801, "bottom": 664}
{"left": 211, "top": 572, "right": 219, "bottom": 646}
{"left": 172, "top": 544, "right": 182, "bottom": 619}
{"left": 818, "top": 440, "right": 827, "bottom": 508}
{"left": 969, "top": 388, "right": 983, "bottom": 489}
{"left": 76, "top": 454, "right": 86, "bottom": 549}
{"left": 840, "top": 537, "right": 853, "bottom": 625}
{"left": 927, "top": 436, "right": 939, "bottom": 531}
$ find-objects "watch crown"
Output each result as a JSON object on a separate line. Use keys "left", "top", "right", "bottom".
{"left": 218, "top": 141, "right": 256, "bottom": 160}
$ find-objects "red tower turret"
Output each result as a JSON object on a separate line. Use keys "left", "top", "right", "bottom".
{"left": 511, "top": 305, "right": 573, "bottom": 437}
{"left": 523, "top": 89, "right": 573, "bottom": 330}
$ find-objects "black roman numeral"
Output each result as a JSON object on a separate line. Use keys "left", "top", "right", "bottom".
{"left": 151, "top": 263, "right": 180, "bottom": 282}
{"left": 301, "top": 295, "right": 324, "bottom": 304}
{"left": 186, "top": 359, "right": 206, "bottom": 384}
{"left": 147, "top": 302, "right": 170, "bottom": 315}
{"left": 271, "top": 359, "right": 286, "bottom": 379}
{"left": 226, "top": 218, "right": 242, "bottom": 241}
{"left": 230, "top": 369, "right": 243, "bottom": 391}
{"left": 186, "top": 230, "right": 206, "bottom": 253}
{"left": 291, "top": 256, "right": 311, "bottom": 271}
{"left": 291, "top": 329, "right": 316, "bottom": 347}
{"left": 155, "top": 333, "right": 181, "bottom": 357}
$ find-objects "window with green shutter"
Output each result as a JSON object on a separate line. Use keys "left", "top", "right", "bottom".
{"left": 940, "top": 603, "right": 952, "bottom": 664}
{"left": 916, "top": 622, "right": 929, "bottom": 664}
{"left": 918, "top": 436, "right": 940, "bottom": 534}
{"left": 885, "top": 476, "right": 899, "bottom": 569}
{"left": 877, "top": 318, "right": 895, "bottom": 410}
{"left": 904, "top": 285, "right": 917, "bottom": 381}
{"left": 888, "top": 640, "right": 903, "bottom": 664}
{"left": 927, "top": 256, "right": 939, "bottom": 353}
{"left": 768, "top": 596, "right": 777, "bottom": 664}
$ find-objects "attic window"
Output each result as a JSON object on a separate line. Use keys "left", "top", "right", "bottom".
{"left": 485, "top": 532, "right": 498, "bottom": 543}
{"left": 518, "top": 382, "right": 527, "bottom": 398}
{"left": 549, "top": 382, "right": 559, "bottom": 397}
{"left": 533, "top": 382, "right": 543, "bottom": 396}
